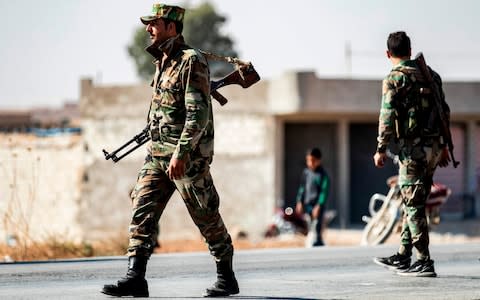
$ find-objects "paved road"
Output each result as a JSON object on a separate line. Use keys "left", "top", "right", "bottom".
{"left": 0, "top": 243, "right": 479, "bottom": 299}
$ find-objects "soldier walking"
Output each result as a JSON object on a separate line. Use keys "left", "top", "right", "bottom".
{"left": 102, "top": 3, "right": 239, "bottom": 297}
{"left": 372, "top": 31, "right": 452, "bottom": 277}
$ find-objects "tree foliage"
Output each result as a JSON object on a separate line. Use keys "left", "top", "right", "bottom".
{"left": 127, "top": 2, "right": 238, "bottom": 81}
{"left": 127, "top": 27, "right": 152, "bottom": 81}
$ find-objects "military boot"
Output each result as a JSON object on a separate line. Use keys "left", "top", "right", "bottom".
{"left": 203, "top": 255, "right": 239, "bottom": 297}
{"left": 101, "top": 256, "right": 149, "bottom": 297}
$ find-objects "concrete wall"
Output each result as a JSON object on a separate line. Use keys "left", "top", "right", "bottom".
{"left": 80, "top": 71, "right": 480, "bottom": 232}
{"left": 0, "top": 134, "right": 84, "bottom": 242}
{"left": 2, "top": 71, "right": 479, "bottom": 244}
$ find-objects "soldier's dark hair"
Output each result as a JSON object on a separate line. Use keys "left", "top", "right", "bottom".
{"left": 387, "top": 31, "right": 411, "bottom": 57}
{"left": 162, "top": 18, "right": 184, "bottom": 34}
{"left": 307, "top": 148, "right": 322, "bottom": 159}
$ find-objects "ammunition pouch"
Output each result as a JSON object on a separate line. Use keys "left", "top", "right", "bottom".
{"left": 149, "top": 119, "right": 161, "bottom": 142}
{"left": 149, "top": 121, "right": 183, "bottom": 144}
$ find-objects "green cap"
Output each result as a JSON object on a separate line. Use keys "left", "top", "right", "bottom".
{"left": 140, "top": 3, "right": 185, "bottom": 24}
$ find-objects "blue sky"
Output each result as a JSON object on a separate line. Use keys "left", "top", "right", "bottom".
{"left": 0, "top": 0, "right": 479, "bottom": 108}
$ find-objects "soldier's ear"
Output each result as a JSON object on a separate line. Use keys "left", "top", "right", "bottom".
{"left": 167, "top": 22, "right": 177, "bottom": 35}
{"left": 386, "top": 50, "right": 392, "bottom": 59}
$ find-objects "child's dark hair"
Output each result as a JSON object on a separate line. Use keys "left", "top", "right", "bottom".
{"left": 307, "top": 147, "right": 322, "bottom": 159}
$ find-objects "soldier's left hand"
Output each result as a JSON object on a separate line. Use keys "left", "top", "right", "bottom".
{"left": 167, "top": 157, "right": 186, "bottom": 180}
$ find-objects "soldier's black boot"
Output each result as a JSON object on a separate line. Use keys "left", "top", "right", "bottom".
{"left": 203, "top": 255, "right": 239, "bottom": 297}
{"left": 101, "top": 256, "right": 149, "bottom": 297}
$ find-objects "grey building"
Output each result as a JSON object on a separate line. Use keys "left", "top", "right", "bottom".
{"left": 79, "top": 71, "right": 480, "bottom": 240}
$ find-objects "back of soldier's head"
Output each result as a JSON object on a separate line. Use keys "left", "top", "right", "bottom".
{"left": 387, "top": 31, "right": 411, "bottom": 58}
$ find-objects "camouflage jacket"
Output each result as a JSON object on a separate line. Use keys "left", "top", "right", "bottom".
{"left": 376, "top": 59, "right": 449, "bottom": 153}
{"left": 145, "top": 34, "right": 214, "bottom": 160}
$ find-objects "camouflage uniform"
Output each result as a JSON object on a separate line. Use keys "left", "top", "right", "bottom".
{"left": 376, "top": 59, "right": 449, "bottom": 260}
{"left": 102, "top": 4, "right": 238, "bottom": 297}
{"left": 127, "top": 33, "right": 233, "bottom": 261}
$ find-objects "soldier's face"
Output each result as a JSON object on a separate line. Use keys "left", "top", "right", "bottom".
{"left": 146, "top": 19, "right": 175, "bottom": 45}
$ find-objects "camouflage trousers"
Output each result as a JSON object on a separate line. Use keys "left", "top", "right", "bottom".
{"left": 127, "top": 154, "right": 233, "bottom": 261}
{"left": 397, "top": 139, "right": 442, "bottom": 260}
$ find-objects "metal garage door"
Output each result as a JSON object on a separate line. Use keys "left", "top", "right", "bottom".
{"left": 349, "top": 123, "right": 398, "bottom": 224}
{"left": 433, "top": 124, "right": 465, "bottom": 217}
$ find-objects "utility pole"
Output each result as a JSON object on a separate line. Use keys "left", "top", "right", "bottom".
{"left": 345, "top": 41, "right": 352, "bottom": 77}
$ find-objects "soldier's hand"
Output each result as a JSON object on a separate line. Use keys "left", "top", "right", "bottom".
{"left": 438, "top": 147, "right": 451, "bottom": 168}
{"left": 167, "top": 157, "right": 186, "bottom": 180}
{"left": 373, "top": 152, "right": 386, "bottom": 168}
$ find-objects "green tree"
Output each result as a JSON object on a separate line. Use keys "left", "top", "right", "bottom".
{"left": 127, "top": 27, "right": 152, "bottom": 81}
{"left": 127, "top": 2, "right": 238, "bottom": 81}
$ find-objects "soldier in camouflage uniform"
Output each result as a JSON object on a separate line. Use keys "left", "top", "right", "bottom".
{"left": 102, "top": 3, "right": 239, "bottom": 297}
{"left": 372, "top": 31, "right": 451, "bottom": 277}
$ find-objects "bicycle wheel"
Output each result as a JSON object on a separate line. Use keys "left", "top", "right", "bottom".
{"left": 368, "top": 193, "right": 387, "bottom": 217}
{"left": 360, "top": 200, "right": 399, "bottom": 246}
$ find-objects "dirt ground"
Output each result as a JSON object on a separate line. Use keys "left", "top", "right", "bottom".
{"left": 154, "top": 219, "right": 480, "bottom": 254}
{"left": 1, "top": 220, "right": 478, "bottom": 262}
{"left": 152, "top": 229, "right": 360, "bottom": 254}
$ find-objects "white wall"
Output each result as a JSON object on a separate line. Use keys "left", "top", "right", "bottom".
{"left": 0, "top": 135, "right": 84, "bottom": 243}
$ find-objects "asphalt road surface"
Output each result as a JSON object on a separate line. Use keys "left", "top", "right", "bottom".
{"left": 0, "top": 243, "right": 479, "bottom": 300}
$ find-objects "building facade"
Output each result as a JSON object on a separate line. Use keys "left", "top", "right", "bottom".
{"left": 79, "top": 71, "right": 480, "bottom": 241}
{"left": 1, "top": 71, "right": 479, "bottom": 244}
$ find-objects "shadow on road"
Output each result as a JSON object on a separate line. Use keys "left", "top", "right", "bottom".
{"left": 233, "top": 297, "right": 340, "bottom": 300}
{"left": 147, "top": 297, "right": 338, "bottom": 300}
{"left": 438, "top": 275, "right": 480, "bottom": 280}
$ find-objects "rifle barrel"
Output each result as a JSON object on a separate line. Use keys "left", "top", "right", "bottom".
{"left": 415, "top": 52, "right": 459, "bottom": 168}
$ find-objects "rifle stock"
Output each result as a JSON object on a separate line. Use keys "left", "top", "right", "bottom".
{"left": 103, "top": 63, "right": 260, "bottom": 162}
{"left": 210, "top": 90, "right": 228, "bottom": 106}
{"left": 414, "top": 52, "right": 459, "bottom": 168}
{"left": 210, "top": 63, "right": 260, "bottom": 105}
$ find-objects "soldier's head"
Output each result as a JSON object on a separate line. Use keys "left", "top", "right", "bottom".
{"left": 141, "top": 3, "right": 185, "bottom": 45}
{"left": 386, "top": 31, "right": 411, "bottom": 59}
{"left": 305, "top": 148, "right": 322, "bottom": 170}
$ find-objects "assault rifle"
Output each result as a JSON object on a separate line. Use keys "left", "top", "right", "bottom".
{"left": 102, "top": 63, "right": 260, "bottom": 163}
{"left": 414, "top": 52, "right": 459, "bottom": 168}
